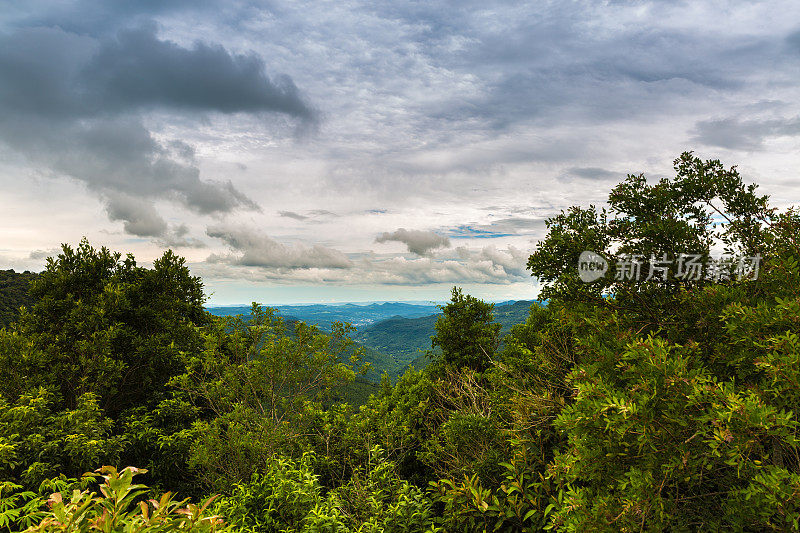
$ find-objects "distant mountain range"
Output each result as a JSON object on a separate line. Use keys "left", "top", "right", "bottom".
{"left": 207, "top": 299, "right": 539, "bottom": 381}
{"left": 207, "top": 301, "right": 442, "bottom": 327}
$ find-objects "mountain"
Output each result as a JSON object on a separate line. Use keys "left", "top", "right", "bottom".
{"left": 354, "top": 300, "right": 539, "bottom": 378}
{"left": 491, "top": 299, "right": 540, "bottom": 330}
{"left": 0, "top": 269, "right": 39, "bottom": 328}
{"left": 206, "top": 300, "right": 539, "bottom": 381}
{"left": 207, "top": 301, "right": 441, "bottom": 328}
{"left": 353, "top": 314, "right": 439, "bottom": 375}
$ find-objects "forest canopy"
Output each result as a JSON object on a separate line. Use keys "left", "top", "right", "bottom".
{"left": 1, "top": 153, "right": 799, "bottom": 532}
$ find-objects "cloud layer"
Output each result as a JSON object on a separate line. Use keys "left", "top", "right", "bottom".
{"left": 1, "top": 1, "right": 800, "bottom": 303}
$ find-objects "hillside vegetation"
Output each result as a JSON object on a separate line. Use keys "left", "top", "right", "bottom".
{"left": 0, "top": 269, "right": 38, "bottom": 328}
{"left": 2, "top": 153, "right": 800, "bottom": 531}
{"left": 209, "top": 300, "right": 534, "bottom": 381}
{"left": 207, "top": 308, "right": 410, "bottom": 382}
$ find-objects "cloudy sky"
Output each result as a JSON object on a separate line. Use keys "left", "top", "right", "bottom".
{"left": 1, "top": 1, "right": 799, "bottom": 304}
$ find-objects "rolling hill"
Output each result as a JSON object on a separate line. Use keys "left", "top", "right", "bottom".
{"left": 354, "top": 299, "right": 538, "bottom": 378}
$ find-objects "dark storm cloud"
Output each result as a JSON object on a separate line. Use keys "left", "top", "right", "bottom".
{"left": 787, "top": 29, "right": 800, "bottom": 52}
{"left": 403, "top": 2, "right": 787, "bottom": 132}
{"left": 84, "top": 25, "right": 314, "bottom": 118}
{"left": 376, "top": 229, "right": 451, "bottom": 256}
{"left": 307, "top": 0, "right": 800, "bottom": 197}
{"left": 0, "top": 24, "right": 313, "bottom": 125}
{"left": 0, "top": 21, "right": 313, "bottom": 237}
{"left": 13, "top": 0, "right": 228, "bottom": 36}
{"left": 692, "top": 116, "right": 800, "bottom": 150}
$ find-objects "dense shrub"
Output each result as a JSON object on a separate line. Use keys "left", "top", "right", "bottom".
{"left": 214, "top": 448, "right": 435, "bottom": 532}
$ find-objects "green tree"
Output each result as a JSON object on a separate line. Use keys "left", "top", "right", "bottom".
{"left": 431, "top": 287, "right": 501, "bottom": 372}
{"left": 173, "top": 304, "right": 365, "bottom": 490}
{"left": 0, "top": 388, "right": 124, "bottom": 487}
{"left": 0, "top": 238, "right": 208, "bottom": 415}
{"left": 12, "top": 466, "right": 230, "bottom": 533}
{"left": 520, "top": 152, "right": 800, "bottom": 530}
{"left": 0, "top": 269, "right": 39, "bottom": 329}
{"left": 0, "top": 240, "right": 209, "bottom": 492}
{"left": 528, "top": 152, "right": 774, "bottom": 327}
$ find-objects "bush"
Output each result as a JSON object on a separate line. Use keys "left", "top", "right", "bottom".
{"left": 214, "top": 448, "right": 436, "bottom": 533}
{"left": 3, "top": 466, "right": 228, "bottom": 532}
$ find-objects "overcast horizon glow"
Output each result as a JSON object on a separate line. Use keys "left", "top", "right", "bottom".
{"left": 1, "top": 1, "right": 799, "bottom": 305}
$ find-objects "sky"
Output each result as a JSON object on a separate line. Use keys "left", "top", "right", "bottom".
{"left": 1, "top": 0, "right": 799, "bottom": 305}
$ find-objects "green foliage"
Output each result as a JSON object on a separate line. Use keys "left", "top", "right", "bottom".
{"left": 354, "top": 300, "right": 536, "bottom": 379}
{"left": 3, "top": 153, "right": 800, "bottom": 531}
{"left": 214, "top": 448, "right": 435, "bottom": 533}
{"left": 528, "top": 152, "right": 774, "bottom": 321}
{"left": 431, "top": 445, "right": 552, "bottom": 532}
{"left": 431, "top": 287, "right": 501, "bottom": 372}
{"left": 414, "top": 367, "right": 506, "bottom": 485}
{"left": 214, "top": 454, "right": 325, "bottom": 532}
{"left": 330, "top": 445, "right": 435, "bottom": 532}
{"left": 0, "top": 270, "right": 38, "bottom": 329}
{"left": 174, "top": 304, "right": 365, "bottom": 491}
{"left": 0, "top": 481, "right": 45, "bottom": 532}
{"left": 348, "top": 368, "right": 438, "bottom": 486}
{"left": 547, "top": 328, "right": 800, "bottom": 531}
{"left": 0, "top": 388, "right": 123, "bottom": 488}
{"left": 526, "top": 205, "right": 611, "bottom": 305}
{"left": 1, "top": 239, "right": 208, "bottom": 415}
{"left": 9, "top": 466, "right": 230, "bottom": 532}
{"left": 120, "top": 397, "right": 203, "bottom": 497}
{"left": 0, "top": 239, "right": 211, "bottom": 493}
{"left": 329, "top": 378, "right": 381, "bottom": 409}
{"left": 516, "top": 153, "right": 800, "bottom": 530}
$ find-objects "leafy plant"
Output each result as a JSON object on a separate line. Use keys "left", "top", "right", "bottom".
{"left": 21, "top": 466, "right": 229, "bottom": 533}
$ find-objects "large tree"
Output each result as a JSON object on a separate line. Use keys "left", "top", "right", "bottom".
{"left": 527, "top": 152, "right": 774, "bottom": 327}
{"left": 517, "top": 153, "right": 800, "bottom": 530}
{"left": 0, "top": 239, "right": 208, "bottom": 415}
{"left": 172, "top": 304, "right": 364, "bottom": 490}
{"left": 430, "top": 287, "right": 501, "bottom": 372}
